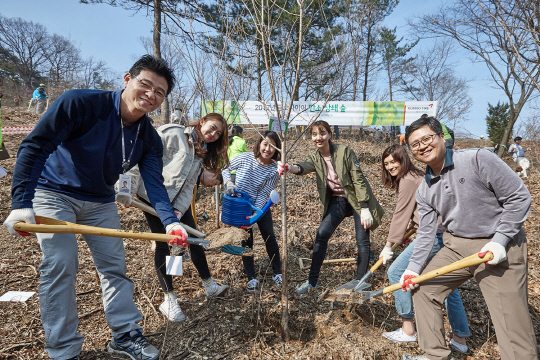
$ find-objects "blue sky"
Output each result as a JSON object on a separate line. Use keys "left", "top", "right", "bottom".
{"left": 3, "top": 0, "right": 520, "bottom": 137}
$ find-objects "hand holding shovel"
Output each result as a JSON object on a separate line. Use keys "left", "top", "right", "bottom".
{"left": 327, "top": 251, "right": 493, "bottom": 304}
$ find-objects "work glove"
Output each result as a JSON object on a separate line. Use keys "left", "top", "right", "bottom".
{"left": 166, "top": 222, "right": 188, "bottom": 247}
{"left": 527, "top": 147, "right": 531, "bottom": 151}
{"left": 277, "top": 161, "right": 289, "bottom": 176}
{"left": 360, "top": 208, "right": 373, "bottom": 229}
{"left": 3, "top": 208, "right": 36, "bottom": 236}
{"left": 379, "top": 246, "right": 394, "bottom": 265}
{"left": 115, "top": 192, "right": 132, "bottom": 207}
{"left": 400, "top": 270, "right": 420, "bottom": 292}
{"left": 226, "top": 181, "right": 237, "bottom": 196}
{"left": 479, "top": 241, "right": 507, "bottom": 265}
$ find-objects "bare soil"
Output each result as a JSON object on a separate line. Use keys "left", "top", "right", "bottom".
{"left": 0, "top": 107, "right": 538, "bottom": 360}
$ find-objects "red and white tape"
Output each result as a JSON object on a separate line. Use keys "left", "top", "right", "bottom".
{"left": 2, "top": 127, "right": 35, "bottom": 135}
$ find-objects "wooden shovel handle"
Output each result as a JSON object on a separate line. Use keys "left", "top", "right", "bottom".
{"left": 323, "top": 258, "right": 356, "bottom": 264}
{"left": 15, "top": 216, "right": 178, "bottom": 243}
{"left": 130, "top": 198, "right": 206, "bottom": 238}
{"left": 382, "top": 251, "right": 494, "bottom": 295}
{"left": 369, "top": 228, "right": 417, "bottom": 273}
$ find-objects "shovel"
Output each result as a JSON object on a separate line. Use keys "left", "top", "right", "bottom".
{"left": 335, "top": 228, "right": 416, "bottom": 292}
{"left": 14, "top": 216, "right": 211, "bottom": 249}
{"left": 26, "top": 99, "right": 33, "bottom": 113}
{"left": 326, "top": 251, "right": 493, "bottom": 304}
{"left": 130, "top": 198, "right": 252, "bottom": 256}
{"left": 298, "top": 257, "right": 357, "bottom": 270}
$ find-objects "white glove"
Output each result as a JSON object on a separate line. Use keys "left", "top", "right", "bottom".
{"left": 226, "top": 181, "right": 237, "bottom": 196}
{"left": 115, "top": 192, "right": 132, "bottom": 207}
{"left": 379, "top": 246, "right": 394, "bottom": 265}
{"left": 3, "top": 208, "right": 36, "bottom": 236}
{"left": 165, "top": 222, "right": 188, "bottom": 247}
{"left": 360, "top": 208, "right": 373, "bottom": 229}
{"left": 400, "top": 269, "right": 420, "bottom": 292}
{"left": 479, "top": 241, "right": 507, "bottom": 265}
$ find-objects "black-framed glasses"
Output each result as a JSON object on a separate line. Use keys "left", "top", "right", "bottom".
{"left": 409, "top": 133, "right": 439, "bottom": 151}
{"left": 131, "top": 74, "right": 166, "bottom": 99}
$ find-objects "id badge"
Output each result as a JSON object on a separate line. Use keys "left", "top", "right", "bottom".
{"left": 118, "top": 174, "right": 131, "bottom": 193}
{"left": 166, "top": 256, "right": 183, "bottom": 276}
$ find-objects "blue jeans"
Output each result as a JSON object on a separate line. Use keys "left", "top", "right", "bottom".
{"left": 387, "top": 233, "right": 471, "bottom": 337}
{"left": 33, "top": 189, "right": 143, "bottom": 359}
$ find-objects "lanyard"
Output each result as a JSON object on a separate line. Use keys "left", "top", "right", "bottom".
{"left": 121, "top": 119, "right": 142, "bottom": 174}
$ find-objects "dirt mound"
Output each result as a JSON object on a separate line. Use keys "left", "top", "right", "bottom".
{"left": 206, "top": 226, "right": 249, "bottom": 248}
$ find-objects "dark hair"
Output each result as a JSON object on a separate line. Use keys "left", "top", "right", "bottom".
{"left": 514, "top": 136, "right": 522, "bottom": 141}
{"left": 405, "top": 114, "right": 444, "bottom": 145}
{"left": 229, "top": 125, "right": 244, "bottom": 145}
{"left": 310, "top": 120, "right": 333, "bottom": 145}
{"left": 129, "top": 55, "right": 176, "bottom": 96}
{"left": 188, "top": 113, "right": 229, "bottom": 174}
{"left": 381, "top": 145, "right": 424, "bottom": 192}
{"left": 254, "top": 131, "right": 281, "bottom": 161}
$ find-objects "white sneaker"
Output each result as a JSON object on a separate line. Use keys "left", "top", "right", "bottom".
{"left": 203, "top": 278, "right": 228, "bottom": 298}
{"left": 272, "top": 274, "right": 282, "bottom": 287}
{"left": 159, "top": 293, "right": 185, "bottom": 323}
{"left": 295, "top": 281, "right": 317, "bottom": 295}
{"left": 247, "top": 279, "right": 260, "bottom": 292}
{"left": 449, "top": 338, "right": 468, "bottom": 353}
{"left": 402, "top": 356, "right": 428, "bottom": 360}
{"left": 383, "top": 328, "right": 417, "bottom": 343}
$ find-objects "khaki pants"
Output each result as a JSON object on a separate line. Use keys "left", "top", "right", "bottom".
{"left": 412, "top": 230, "right": 537, "bottom": 360}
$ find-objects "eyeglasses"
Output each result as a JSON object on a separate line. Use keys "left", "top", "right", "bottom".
{"left": 131, "top": 74, "right": 166, "bottom": 99}
{"left": 409, "top": 133, "right": 439, "bottom": 151}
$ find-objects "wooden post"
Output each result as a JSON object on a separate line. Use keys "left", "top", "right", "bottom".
{"left": 280, "top": 136, "right": 289, "bottom": 340}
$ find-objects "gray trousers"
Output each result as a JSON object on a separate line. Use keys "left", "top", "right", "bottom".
{"left": 34, "top": 189, "right": 142, "bottom": 360}
{"left": 412, "top": 230, "right": 537, "bottom": 360}
{"left": 34, "top": 98, "right": 46, "bottom": 114}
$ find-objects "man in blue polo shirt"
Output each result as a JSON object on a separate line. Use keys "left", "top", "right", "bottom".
{"left": 33, "top": 83, "right": 47, "bottom": 114}
{"left": 399, "top": 115, "right": 537, "bottom": 360}
{"left": 4, "top": 55, "right": 187, "bottom": 360}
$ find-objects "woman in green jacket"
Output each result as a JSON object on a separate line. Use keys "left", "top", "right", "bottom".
{"left": 286, "top": 120, "right": 383, "bottom": 294}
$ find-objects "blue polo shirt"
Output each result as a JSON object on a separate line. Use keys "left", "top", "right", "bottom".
{"left": 11, "top": 89, "right": 177, "bottom": 227}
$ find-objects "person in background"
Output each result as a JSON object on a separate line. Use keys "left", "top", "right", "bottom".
{"left": 227, "top": 125, "right": 248, "bottom": 183}
{"left": 119, "top": 113, "right": 230, "bottom": 323}
{"left": 33, "top": 84, "right": 47, "bottom": 114}
{"left": 3, "top": 55, "right": 184, "bottom": 360}
{"left": 285, "top": 120, "right": 384, "bottom": 294}
{"left": 508, "top": 136, "right": 531, "bottom": 178}
{"left": 0, "top": 89, "right": 3, "bottom": 108}
{"left": 222, "top": 131, "right": 283, "bottom": 292}
{"left": 400, "top": 114, "right": 537, "bottom": 360}
{"left": 14, "top": 97, "right": 20, "bottom": 107}
{"left": 379, "top": 144, "right": 470, "bottom": 352}
{"left": 440, "top": 122, "right": 454, "bottom": 149}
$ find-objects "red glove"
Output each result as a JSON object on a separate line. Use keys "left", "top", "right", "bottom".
{"left": 400, "top": 270, "right": 420, "bottom": 292}
{"left": 277, "top": 161, "right": 289, "bottom": 176}
{"left": 166, "top": 223, "right": 188, "bottom": 247}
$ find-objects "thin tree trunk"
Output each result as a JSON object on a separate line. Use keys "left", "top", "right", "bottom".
{"left": 153, "top": 0, "right": 170, "bottom": 123}
{"left": 280, "top": 136, "right": 289, "bottom": 341}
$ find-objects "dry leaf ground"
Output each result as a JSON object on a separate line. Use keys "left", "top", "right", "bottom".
{"left": 0, "top": 107, "right": 538, "bottom": 360}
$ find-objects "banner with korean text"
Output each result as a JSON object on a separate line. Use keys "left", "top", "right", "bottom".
{"left": 202, "top": 101, "right": 437, "bottom": 126}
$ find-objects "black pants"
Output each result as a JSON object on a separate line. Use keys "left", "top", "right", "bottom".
{"left": 241, "top": 210, "right": 282, "bottom": 280}
{"left": 308, "top": 196, "right": 370, "bottom": 286}
{"left": 145, "top": 207, "right": 211, "bottom": 293}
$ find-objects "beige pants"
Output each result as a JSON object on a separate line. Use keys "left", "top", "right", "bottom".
{"left": 412, "top": 230, "right": 537, "bottom": 360}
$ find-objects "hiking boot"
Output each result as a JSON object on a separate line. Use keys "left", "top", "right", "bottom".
{"left": 107, "top": 330, "right": 159, "bottom": 360}
{"left": 203, "top": 278, "right": 228, "bottom": 298}
{"left": 158, "top": 293, "right": 185, "bottom": 323}
{"left": 295, "top": 281, "right": 317, "bottom": 295}
{"left": 272, "top": 274, "right": 282, "bottom": 287}
{"left": 247, "top": 278, "right": 260, "bottom": 293}
{"left": 383, "top": 328, "right": 417, "bottom": 343}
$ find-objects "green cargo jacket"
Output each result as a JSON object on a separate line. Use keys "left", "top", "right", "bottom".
{"left": 295, "top": 143, "right": 384, "bottom": 231}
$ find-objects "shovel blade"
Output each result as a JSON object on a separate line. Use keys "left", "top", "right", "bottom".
{"left": 335, "top": 279, "right": 360, "bottom": 292}
{"left": 353, "top": 281, "right": 371, "bottom": 292}
{"left": 220, "top": 245, "right": 254, "bottom": 256}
